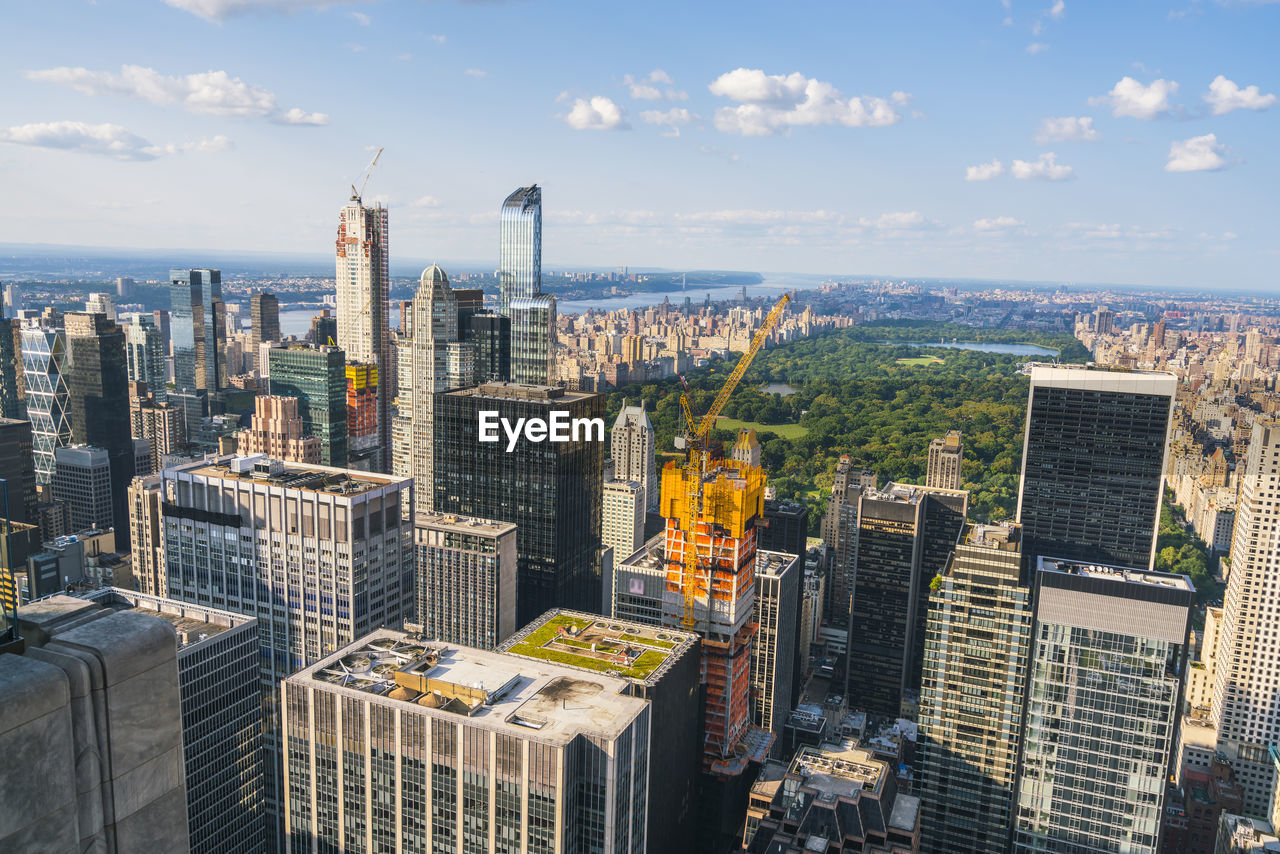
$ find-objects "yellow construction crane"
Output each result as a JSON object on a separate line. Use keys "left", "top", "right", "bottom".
{"left": 672, "top": 292, "right": 791, "bottom": 629}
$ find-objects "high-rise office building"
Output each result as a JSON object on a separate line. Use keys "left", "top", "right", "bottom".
{"left": 434, "top": 383, "right": 605, "bottom": 625}
{"left": 283, "top": 626, "right": 651, "bottom": 854}
{"left": 500, "top": 185, "right": 556, "bottom": 385}
{"left": 130, "top": 385, "right": 185, "bottom": 471}
{"left": 21, "top": 325, "right": 71, "bottom": 485}
{"left": 125, "top": 315, "right": 168, "bottom": 403}
{"left": 51, "top": 444, "right": 113, "bottom": 533}
{"left": 116, "top": 276, "right": 134, "bottom": 298}
{"left": 3, "top": 598, "right": 191, "bottom": 852}
{"left": 918, "top": 523, "right": 1030, "bottom": 854}
{"left": 414, "top": 511, "right": 517, "bottom": 649}
{"left": 845, "top": 483, "right": 967, "bottom": 718}
{"left": 1213, "top": 419, "right": 1280, "bottom": 815}
{"left": 757, "top": 498, "right": 808, "bottom": 557}
{"left": 85, "top": 291, "right": 117, "bottom": 322}
{"left": 335, "top": 196, "right": 391, "bottom": 460}
{"left": 79, "top": 588, "right": 265, "bottom": 854}
{"left": 392, "top": 266, "right": 472, "bottom": 510}
{"left": 65, "top": 311, "right": 134, "bottom": 547}
{"left": 820, "top": 455, "right": 876, "bottom": 624}
{"left": 602, "top": 478, "right": 645, "bottom": 562}
{"left": 306, "top": 309, "right": 336, "bottom": 347}
{"left": 170, "top": 268, "right": 226, "bottom": 437}
{"left": 499, "top": 609, "right": 703, "bottom": 854}
{"left": 0, "top": 418, "right": 38, "bottom": 524}
{"left": 926, "top": 429, "right": 963, "bottom": 491}
{"left": 268, "top": 343, "right": 348, "bottom": 467}
{"left": 0, "top": 310, "right": 21, "bottom": 420}
{"left": 752, "top": 549, "right": 801, "bottom": 748}
{"left": 250, "top": 291, "right": 280, "bottom": 348}
{"left": 129, "top": 474, "right": 165, "bottom": 597}
{"left": 1016, "top": 364, "right": 1176, "bottom": 569}
{"left": 465, "top": 311, "right": 511, "bottom": 383}
{"left": 232, "top": 395, "right": 322, "bottom": 464}
{"left": 1013, "top": 557, "right": 1192, "bottom": 854}
{"left": 611, "top": 398, "right": 658, "bottom": 512}
{"left": 160, "top": 454, "right": 414, "bottom": 847}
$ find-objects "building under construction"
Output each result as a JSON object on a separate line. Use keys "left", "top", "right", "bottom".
{"left": 344, "top": 362, "right": 380, "bottom": 470}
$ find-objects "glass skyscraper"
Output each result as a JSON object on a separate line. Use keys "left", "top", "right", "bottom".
{"left": 499, "top": 185, "right": 555, "bottom": 385}
{"left": 20, "top": 325, "right": 70, "bottom": 485}
{"left": 1016, "top": 364, "right": 1176, "bottom": 569}
{"left": 170, "top": 268, "right": 226, "bottom": 436}
{"left": 268, "top": 344, "right": 348, "bottom": 468}
{"left": 125, "top": 315, "right": 168, "bottom": 403}
{"left": 1013, "top": 557, "right": 1192, "bottom": 854}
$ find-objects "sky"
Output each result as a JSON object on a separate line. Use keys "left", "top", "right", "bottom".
{"left": 1, "top": 0, "right": 1277, "bottom": 290}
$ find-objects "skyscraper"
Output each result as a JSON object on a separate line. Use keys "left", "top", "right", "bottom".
{"left": 3, "top": 598, "right": 191, "bottom": 852}
{"left": 392, "top": 266, "right": 472, "bottom": 510}
{"left": 51, "top": 444, "right": 113, "bottom": 533}
{"left": 232, "top": 395, "right": 322, "bottom": 464}
{"left": 1213, "top": 419, "right": 1280, "bottom": 814}
{"left": 925, "top": 429, "right": 963, "bottom": 491}
{"left": 170, "top": 268, "right": 226, "bottom": 437}
{"left": 602, "top": 478, "right": 645, "bottom": 563}
{"left": 500, "top": 185, "right": 556, "bottom": 385}
{"left": 820, "top": 456, "right": 876, "bottom": 624}
{"left": 844, "top": 483, "right": 966, "bottom": 718}
{"left": 611, "top": 398, "right": 658, "bottom": 512}
{"left": 160, "top": 454, "right": 414, "bottom": 847}
{"left": 751, "top": 549, "right": 801, "bottom": 748}
{"left": 125, "top": 315, "right": 168, "bottom": 403}
{"left": 414, "top": 511, "right": 517, "bottom": 649}
{"left": 918, "top": 522, "right": 1030, "bottom": 854}
{"left": 20, "top": 325, "right": 70, "bottom": 485}
{"left": 283, "top": 626, "right": 651, "bottom": 854}
{"left": 0, "top": 308, "right": 23, "bottom": 420}
{"left": 335, "top": 196, "right": 391, "bottom": 460}
{"left": 1016, "top": 364, "right": 1176, "bottom": 569}
{"left": 250, "top": 291, "right": 280, "bottom": 348}
{"left": 1013, "top": 557, "right": 1192, "bottom": 854}
{"left": 465, "top": 311, "right": 511, "bottom": 383}
{"left": 85, "top": 291, "right": 117, "bottom": 322}
{"left": 78, "top": 588, "right": 265, "bottom": 854}
{"left": 268, "top": 343, "right": 348, "bottom": 468}
{"left": 434, "top": 383, "right": 605, "bottom": 625}
{"left": 0, "top": 418, "right": 38, "bottom": 525}
{"left": 65, "top": 311, "right": 134, "bottom": 546}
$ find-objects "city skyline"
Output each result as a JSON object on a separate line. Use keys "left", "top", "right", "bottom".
{"left": 1, "top": 2, "right": 1276, "bottom": 290}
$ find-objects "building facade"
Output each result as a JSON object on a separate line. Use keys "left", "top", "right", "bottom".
{"left": 233, "top": 395, "right": 322, "bottom": 464}
{"left": 500, "top": 185, "right": 555, "bottom": 385}
{"left": 250, "top": 292, "right": 281, "bottom": 348}
{"left": 602, "top": 479, "right": 645, "bottom": 563}
{"left": 170, "top": 268, "right": 226, "bottom": 436}
{"left": 610, "top": 399, "right": 658, "bottom": 512}
{"left": 0, "top": 418, "right": 38, "bottom": 525}
{"left": 1017, "top": 365, "right": 1176, "bottom": 569}
{"left": 51, "top": 444, "right": 113, "bottom": 533}
{"left": 925, "top": 429, "right": 963, "bottom": 491}
{"left": 414, "top": 512, "right": 518, "bottom": 649}
{"left": 268, "top": 344, "right": 348, "bottom": 468}
{"left": 752, "top": 549, "right": 801, "bottom": 746}
{"left": 21, "top": 325, "right": 71, "bottom": 485}
{"left": 335, "top": 197, "right": 391, "bottom": 460}
{"left": 125, "top": 315, "right": 168, "bottom": 403}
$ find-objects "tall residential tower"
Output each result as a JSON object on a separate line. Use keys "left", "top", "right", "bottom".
{"left": 499, "top": 185, "right": 555, "bottom": 385}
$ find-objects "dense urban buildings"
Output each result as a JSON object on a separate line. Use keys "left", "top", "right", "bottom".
{"left": 413, "top": 511, "right": 517, "bottom": 649}
{"left": 283, "top": 626, "right": 651, "bottom": 853}
{"left": 1213, "top": 419, "right": 1280, "bottom": 815}
{"left": 1017, "top": 364, "right": 1176, "bottom": 569}
{"left": 434, "top": 383, "right": 605, "bottom": 625}
{"left": 1013, "top": 557, "right": 1193, "bottom": 854}
{"left": 918, "top": 522, "right": 1030, "bottom": 854}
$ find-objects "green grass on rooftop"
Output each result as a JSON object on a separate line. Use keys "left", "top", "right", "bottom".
{"left": 505, "top": 614, "right": 675, "bottom": 680}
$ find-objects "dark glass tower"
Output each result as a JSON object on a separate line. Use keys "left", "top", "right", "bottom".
{"left": 250, "top": 291, "right": 280, "bottom": 347}
{"left": 434, "top": 383, "right": 605, "bottom": 626}
{"left": 267, "top": 344, "right": 348, "bottom": 467}
{"left": 465, "top": 312, "right": 511, "bottom": 383}
{"left": 64, "top": 311, "right": 135, "bottom": 548}
{"left": 1016, "top": 365, "right": 1176, "bottom": 569}
{"left": 169, "top": 268, "right": 226, "bottom": 436}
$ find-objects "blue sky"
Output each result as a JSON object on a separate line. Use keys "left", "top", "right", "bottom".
{"left": 2, "top": 0, "right": 1277, "bottom": 289}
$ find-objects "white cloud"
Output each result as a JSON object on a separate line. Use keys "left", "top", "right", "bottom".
{"left": 351, "top": 10, "right": 369, "bottom": 25}
{"left": 640, "top": 108, "right": 697, "bottom": 136}
{"left": 1090, "top": 76, "right": 1178, "bottom": 119}
{"left": 708, "top": 68, "right": 904, "bottom": 136}
{"left": 564, "top": 96, "right": 629, "bottom": 131}
{"left": 464, "top": 69, "right": 487, "bottom": 78}
{"left": 0, "top": 120, "right": 231, "bottom": 161}
{"left": 396, "top": 53, "right": 412, "bottom": 62}
{"left": 974, "top": 216, "right": 1025, "bottom": 231}
{"left": 1026, "top": 42, "right": 1049, "bottom": 54}
{"left": 1034, "top": 116, "right": 1099, "bottom": 144}
{"left": 26, "top": 64, "right": 330, "bottom": 124}
{"left": 1011, "top": 152, "right": 1074, "bottom": 179}
{"left": 163, "top": 0, "right": 374, "bottom": 22}
{"left": 623, "top": 70, "right": 687, "bottom": 101}
{"left": 410, "top": 195, "right": 442, "bottom": 208}
{"left": 429, "top": 34, "right": 446, "bottom": 44}
{"left": 965, "top": 159, "right": 1005, "bottom": 181}
{"left": 1165, "top": 133, "right": 1228, "bottom": 172}
{"left": 1204, "top": 75, "right": 1276, "bottom": 115}
{"left": 698, "top": 145, "right": 740, "bottom": 163}
{"left": 858, "top": 211, "right": 927, "bottom": 230}
{"left": 1048, "top": 0, "right": 1065, "bottom": 19}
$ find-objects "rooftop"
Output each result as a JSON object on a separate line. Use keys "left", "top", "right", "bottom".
{"left": 295, "top": 628, "right": 647, "bottom": 744}
{"left": 1038, "top": 556, "right": 1194, "bottom": 592}
{"left": 448, "top": 382, "right": 598, "bottom": 403}
{"left": 497, "top": 609, "right": 696, "bottom": 685}
{"left": 79, "top": 588, "right": 253, "bottom": 650}
{"left": 756, "top": 549, "right": 801, "bottom": 579}
{"left": 790, "top": 741, "right": 888, "bottom": 800}
{"left": 415, "top": 512, "right": 517, "bottom": 538}
{"left": 180, "top": 454, "right": 405, "bottom": 496}
{"left": 964, "top": 522, "right": 1022, "bottom": 550}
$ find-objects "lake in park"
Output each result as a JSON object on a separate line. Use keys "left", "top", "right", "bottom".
{"left": 883, "top": 341, "right": 1059, "bottom": 356}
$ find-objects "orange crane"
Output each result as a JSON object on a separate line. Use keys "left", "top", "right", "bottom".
{"left": 671, "top": 292, "right": 791, "bottom": 629}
